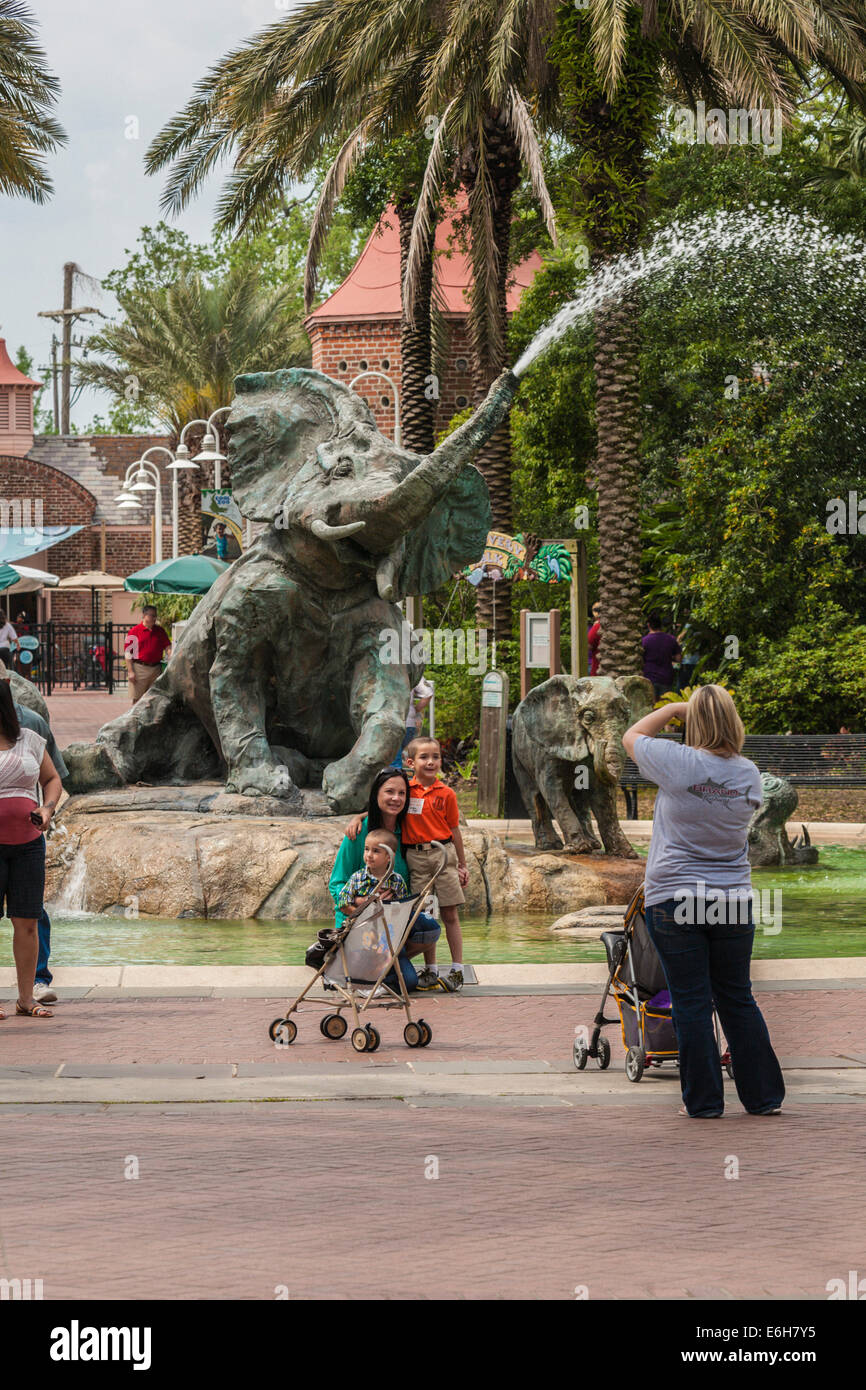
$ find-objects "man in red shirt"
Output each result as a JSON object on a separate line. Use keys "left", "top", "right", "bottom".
{"left": 124, "top": 606, "right": 171, "bottom": 704}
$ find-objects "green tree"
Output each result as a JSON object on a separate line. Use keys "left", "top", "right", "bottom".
{"left": 498, "top": 0, "right": 866, "bottom": 674}
{"left": 0, "top": 0, "right": 65, "bottom": 202}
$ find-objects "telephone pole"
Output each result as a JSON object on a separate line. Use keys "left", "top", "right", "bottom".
{"left": 38, "top": 262, "right": 103, "bottom": 434}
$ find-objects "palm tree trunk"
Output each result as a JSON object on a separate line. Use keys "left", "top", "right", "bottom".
{"left": 396, "top": 200, "right": 435, "bottom": 454}
{"left": 463, "top": 115, "right": 522, "bottom": 637}
{"left": 592, "top": 299, "right": 643, "bottom": 674}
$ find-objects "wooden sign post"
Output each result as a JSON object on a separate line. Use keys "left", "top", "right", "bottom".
{"left": 477, "top": 669, "right": 509, "bottom": 817}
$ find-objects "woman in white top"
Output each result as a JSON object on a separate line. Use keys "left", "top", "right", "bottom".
{"left": 623, "top": 684, "right": 784, "bottom": 1119}
{"left": 0, "top": 617, "right": 17, "bottom": 667}
{"left": 0, "top": 680, "right": 63, "bottom": 1018}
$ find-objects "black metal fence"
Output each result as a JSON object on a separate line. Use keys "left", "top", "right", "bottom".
{"left": 8, "top": 623, "right": 133, "bottom": 695}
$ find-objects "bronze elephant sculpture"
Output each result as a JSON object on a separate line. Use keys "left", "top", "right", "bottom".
{"left": 512, "top": 674, "right": 653, "bottom": 857}
{"left": 65, "top": 367, "right": 518, "bottom": 813}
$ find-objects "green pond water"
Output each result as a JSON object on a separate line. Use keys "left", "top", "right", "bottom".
{"left": 3, "top": 845, "right": 863, "bottom": 967}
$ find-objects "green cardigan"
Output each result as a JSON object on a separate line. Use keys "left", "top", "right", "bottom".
{"left": 328, "top": 816, "right": 410, "bottom": 928}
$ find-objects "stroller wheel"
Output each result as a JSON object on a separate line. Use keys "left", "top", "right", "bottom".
{"left": 321, "top": 1013, "right": 348, "bottom": 1040}
{"left": 403, "top": 1022, "right": 423, "bottom": 1048}
{"left": 625, "top": 1046, "right": 645, "bottom": 1082}
{"left": 366, "top": 1025, "right": 381, "bottom": 1052}
{"left": 271, "top": 1018, "right": 297, "bottom": 1047}
{"left": 351, "top": 1027, "right": 370, "bottom": 1052}
{"left": 596, "top": 1036, "right": 611, "bottom": 1070}
{"left": 573, "top": 1039, "right": 588, "bottom": 1070}
{"left": 418, "top": 1019, "right": 432, "bottom": 1047}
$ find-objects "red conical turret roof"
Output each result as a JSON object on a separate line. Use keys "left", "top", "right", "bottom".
{"left": 0, "top": 338, "right": 41, "bottom": 387}
{"left": 306, "top": 201, "right": 540, "bottom": 324}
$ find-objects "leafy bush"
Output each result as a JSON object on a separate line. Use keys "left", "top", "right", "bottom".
{"left": 727, "top": 610, "right": 866, "bottom": 733}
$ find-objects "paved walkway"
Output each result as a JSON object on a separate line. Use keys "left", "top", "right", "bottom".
{"left": 45, "top": 691, "right": 128, "bottom": 744}
{"left": 0, "top": 983, "right": 863, "bottom": 1299}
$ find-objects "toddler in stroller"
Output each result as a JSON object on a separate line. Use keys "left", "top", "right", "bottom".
{"left": 268, "top": 838, "right": 445, "bottom": 1053}
{"left": 573, "top": 887, "right": 731, "bottom": 1083}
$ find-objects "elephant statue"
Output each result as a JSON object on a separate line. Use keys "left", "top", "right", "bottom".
{"left": 511, "top": 674, "right": 653, "bottom": 858}
{"left": 748, "top": 773, "right": 819, "bottom": 866}
{"left": 63, "top": 366, "right": 518, "bottom": 813}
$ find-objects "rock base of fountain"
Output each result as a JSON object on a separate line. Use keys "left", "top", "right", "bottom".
{"left": 48, "top": 787, "right": 645, "bottom": 921}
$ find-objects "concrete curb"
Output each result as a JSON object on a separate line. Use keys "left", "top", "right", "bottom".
{"left": 3, "top": 957, "right": 865, "bottom": 990}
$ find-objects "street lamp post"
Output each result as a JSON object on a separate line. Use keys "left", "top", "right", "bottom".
{"left": 349, "top": 371, "right": 401, "bottom": 446}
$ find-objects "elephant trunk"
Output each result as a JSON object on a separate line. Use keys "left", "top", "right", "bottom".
{"left": 340, "top": 368, "right": 518, "bottom": 548}
{"left": 593, "top": 737, "right": 622, "bottom": 787}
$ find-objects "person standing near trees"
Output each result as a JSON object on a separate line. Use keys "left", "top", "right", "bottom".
{"left": 124, "top": 605, "right": 171, "bottom": 704}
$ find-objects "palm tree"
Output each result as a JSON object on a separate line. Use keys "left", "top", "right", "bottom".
{"left": 146, "top": 0, "right": 557, "bottom": 634}
{"left": 0, "top": 0, "right": 65, "bottom": 202}
{"left": 78, "top": 262, "right": 308, "bottom": 551}
{"left": 483, "top": 0, "right": 866, "bottom": 673}
{"left": 146, "top": 2, "right": 443, "bottom": 453}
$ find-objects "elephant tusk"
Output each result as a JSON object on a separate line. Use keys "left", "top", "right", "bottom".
{"left": 310, "top": 518, "right": 366, "bottom": 541}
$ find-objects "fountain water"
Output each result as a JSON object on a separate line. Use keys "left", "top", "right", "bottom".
{"left": 49, "top": 844, "right": 89, "bottom": 915}
{"left": 512, "top": 207, "right": 866, "bottom": 378}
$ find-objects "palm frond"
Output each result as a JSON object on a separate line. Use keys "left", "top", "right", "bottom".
{"left": 505, "top": 84, "right": 557, "bottom": 246}
{"left": 403, "top": 96, "right": 458, "bottom": 322}
{"left": 304, "top": 121, "right": 371, "bottom": 311}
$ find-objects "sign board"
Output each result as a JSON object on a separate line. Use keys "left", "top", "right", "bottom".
{"left": 525, "top": 612, "right": 551, "bottom": 668}
{"left": 477, "top": 670, "right": 509, "bottom": 817}
{"left": 481, "top": 672, "right": 503, "bottom": 708}
{"left": 202, "top": 489, "right": 243, "bottom": 561}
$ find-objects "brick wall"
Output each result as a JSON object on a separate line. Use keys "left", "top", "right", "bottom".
{"left": 308, "top": 318, "right": 479, "bottom": 443}
{"left": 0, "top": 452, "right": 170, "bottom": 622}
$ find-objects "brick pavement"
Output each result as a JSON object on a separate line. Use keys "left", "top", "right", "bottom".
{"left": 0, "top": 1101, "right": 861, "bottom": 1300}
{"left": 0, "top": 989, "right": 861, "bottom": 1065}
{"left": 45, "top": 691, "right": 129, "bottom": 745}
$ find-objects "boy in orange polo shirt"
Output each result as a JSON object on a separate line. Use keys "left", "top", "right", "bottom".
{"left": 403, "top": 736, "right": 469, "bottom": 992}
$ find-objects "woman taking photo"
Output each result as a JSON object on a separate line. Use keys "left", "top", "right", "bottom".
{"left": 0, "top": 681, "right": 63, "bottom": 1019}
{"left": 623, "top": 685, "right": 784, "bottom": 1118}
{"left": 329, "top": 767, "right": 441, "bottom": 991}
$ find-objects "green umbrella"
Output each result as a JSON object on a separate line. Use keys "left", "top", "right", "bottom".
{"left": 0, "top": 564, "right": 22, "bottom": 591}
{"left": 124, "top": 553, "right": 230, "bottom": 595}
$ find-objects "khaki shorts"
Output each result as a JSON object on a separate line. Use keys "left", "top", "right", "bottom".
{"left": 129, "top": 661, "right": 161, "bottom": 703}
{"left": 404, "top": 839, "right": 464, "bottom": 908}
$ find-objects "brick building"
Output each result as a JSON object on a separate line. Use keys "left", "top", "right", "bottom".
{"left": 305, "top": 204, "right": 541, "bottom": 439}
{"left": 0, "top": 339, "right": 172, "bottom": 622}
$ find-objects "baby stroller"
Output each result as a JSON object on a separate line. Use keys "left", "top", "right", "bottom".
{"left": 267, "top": 847, "right": 444, "bottom": 1054}
{"left": 572, "top": 886, "right": 732, "bottom": 1082}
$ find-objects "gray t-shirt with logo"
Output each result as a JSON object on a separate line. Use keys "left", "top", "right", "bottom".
{"left": 633, "top": 735, "right": 762, "bottom": 907}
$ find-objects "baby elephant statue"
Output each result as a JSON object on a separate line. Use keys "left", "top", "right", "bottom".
{"left": 64, "top": 366, "right": 518, "bottom": 813}
{"left": 512, "top": 674, "right": 653, "bottom": 858}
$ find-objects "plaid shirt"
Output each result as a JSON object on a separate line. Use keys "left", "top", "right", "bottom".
{"left": 337, "top": 867, "right": 409, "bottom": 913}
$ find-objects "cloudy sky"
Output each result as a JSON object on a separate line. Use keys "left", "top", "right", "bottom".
{"left": 2, "top": 0, "right": 300, "bottom": 427}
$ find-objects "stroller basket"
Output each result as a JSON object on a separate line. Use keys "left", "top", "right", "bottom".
{"left": 574, "top": 886, "right": 731, "bottom": 1083}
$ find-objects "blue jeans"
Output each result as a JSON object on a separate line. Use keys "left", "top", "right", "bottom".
{"left": 645, "top": 899, "right": 785, "bottom": 1117}
{"left": 384, "top": 913, "right": 440, "bottom": 992}
{"left": 36, "top": 907, "right": 52, "bottom": 985}
{"left": 390, "top": 725, "right": 416, "bottom": 769}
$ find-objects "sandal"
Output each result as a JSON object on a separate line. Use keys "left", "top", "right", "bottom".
{"left": 16, "top": 1000, "right": 54, "bottom": 1018}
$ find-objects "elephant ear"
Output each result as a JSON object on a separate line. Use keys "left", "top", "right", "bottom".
{"left": 393, "top": 465, "right": 492, "bottom": 599}
{"left": 227, "top": 368, "right": 369, "bottom": 521}
{"left": 614, "top": 674, "right": 655, "bottom": 724}
{"left": 522, "top": 675, "right": 589, "bottom": 763}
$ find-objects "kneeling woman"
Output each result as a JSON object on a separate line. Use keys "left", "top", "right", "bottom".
{"left": 329, "top": 767, "right": 440, "bottom": 990}
{"left": 0, "top": 682, "right": 63, "bottom": 1019}
{"left": 623, "top": 684, "right": 784, "bottom": 1118}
